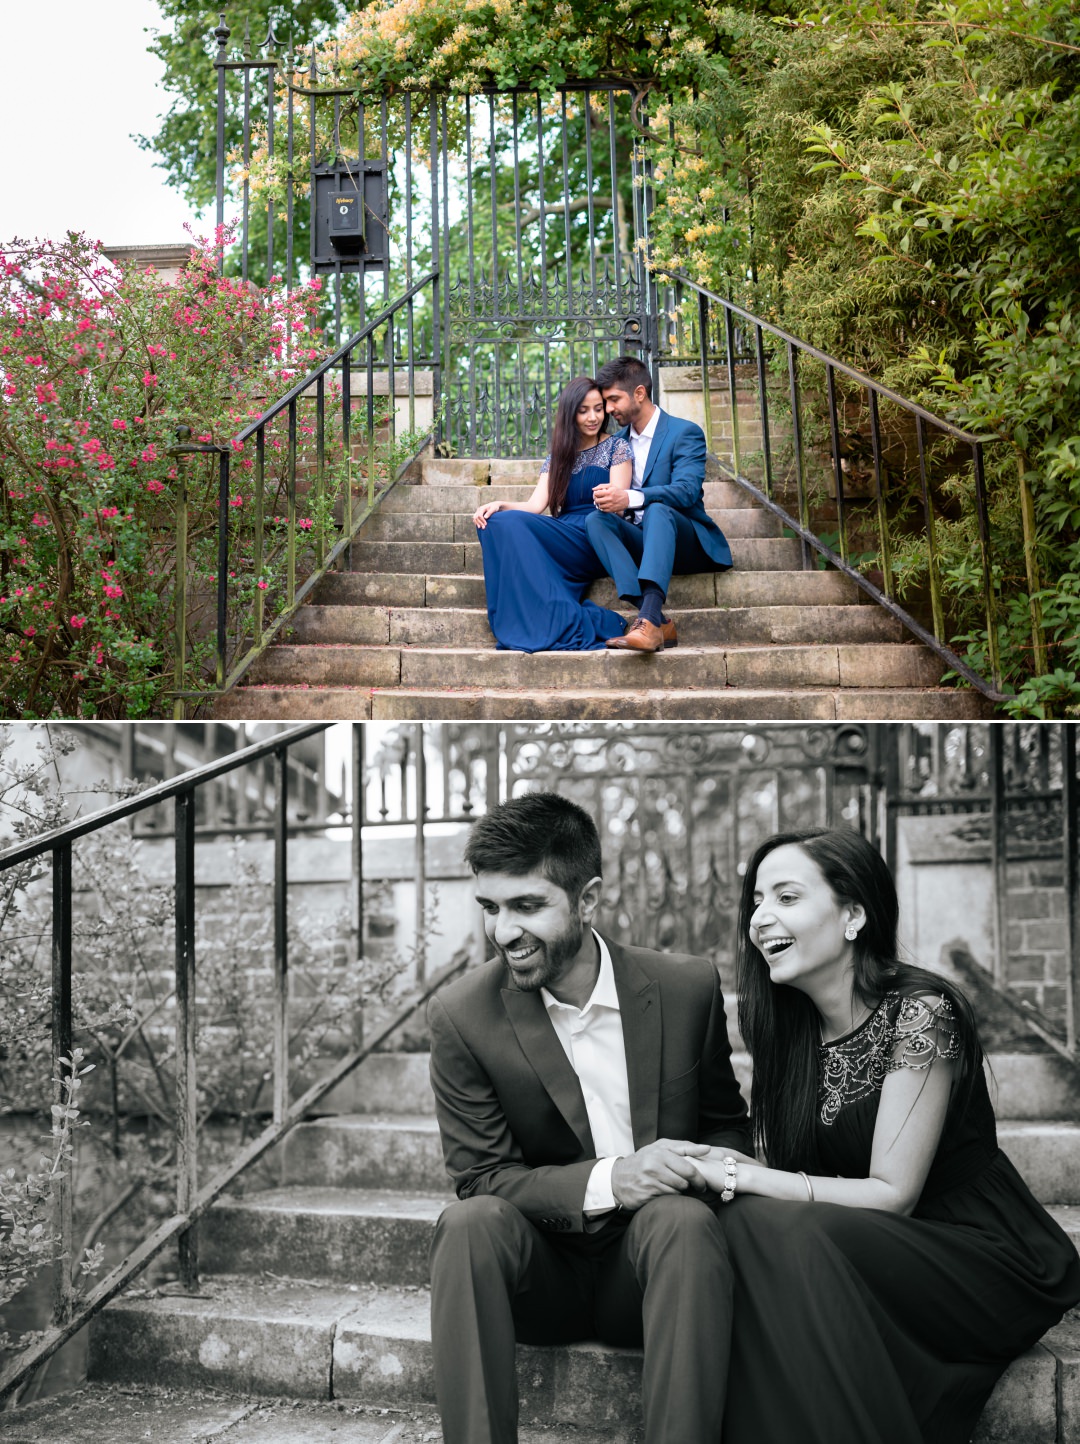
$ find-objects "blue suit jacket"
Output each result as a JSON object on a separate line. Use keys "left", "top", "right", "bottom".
{"left": 619, "top": 410, "right": 732, "bottom": 570}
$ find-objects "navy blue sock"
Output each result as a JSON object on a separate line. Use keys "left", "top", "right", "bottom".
{"left": 638, "top": 584, "right": 666, "bottom": 627}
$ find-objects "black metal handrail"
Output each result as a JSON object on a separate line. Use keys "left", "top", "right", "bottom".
{"left": 0, "top": 722, "right": 465, "bottom": 1406}
{"left": 171, "top": 270, "right": 440, "bottom": 710}
{"left": 653, "top": 267, "right": 1007, "bottom": 700}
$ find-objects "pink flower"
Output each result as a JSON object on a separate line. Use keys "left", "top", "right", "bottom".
{"left": 70, "top": 615, "right": 87, "bottom": 629}
{"left": 30, "top": 513, "right": 49, "bottom": 527}
{"left": 142, "top": 370, "right": 158, "bottom": 387}
{"left": 229, "top": 494, "right": 244, "bottom": 508}
{"left": 146, "top": 478, "right": 165, "bottom": 495}
{"left": 256, "top": 579, "right": 269, "bottom": 590}
{"left": 103, "top": 584, "right": 123, "bottom": 599}
{"left": 140, "top": 445, "right": 158, "bottom": 463}
{"left": 298, "top": 517, "right": 314, "bottom": 530}
{"left": 35, "top": 382, "right": 57, "bottom": 405}
{"left": 112, "top": 419, "right": 127, "bottom": 431}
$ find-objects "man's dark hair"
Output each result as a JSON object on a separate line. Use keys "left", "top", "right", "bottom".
{"left": 596, "top": 354, "right": 653, "bottom": 400}
{"left": 464, "top": 791, "right": 602, "bottom": 900}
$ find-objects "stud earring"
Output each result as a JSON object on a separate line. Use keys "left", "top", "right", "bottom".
{"left": 844, "top": 924, "right": 859, "bottom": 941}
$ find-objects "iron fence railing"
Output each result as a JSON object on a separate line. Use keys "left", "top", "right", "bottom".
{"left": 884, "top": 723, "right": 1080, "bottom": 1062}
{"left": 170, "top": 270, "right": 439, "bottom": 712}
{"left": 653, "top": 267, "right": 1008, "bottom": 700}
{"left": 0, "top": 722, "right": 465, "bottom": 1408}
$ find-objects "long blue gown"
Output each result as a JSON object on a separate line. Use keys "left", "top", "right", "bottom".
{"left": 477, "top": 435, "right": 633, "bottom": 652}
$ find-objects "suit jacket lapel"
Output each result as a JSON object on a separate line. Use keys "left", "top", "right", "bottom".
{"left": 502, "top": 985, "right": 594, "bottom": 1155}
{"left": 641, "top": 410, "right": 669, "bottom": 487}
{"left": 608, "top": 937, "right": 661, "bottom": 1147}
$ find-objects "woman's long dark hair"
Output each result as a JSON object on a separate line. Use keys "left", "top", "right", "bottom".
{"left": 736, "top": 827, "right": 982, "bottom": 1172}
{"left": 545, "top": 376, "right": 602, "bottom": 517}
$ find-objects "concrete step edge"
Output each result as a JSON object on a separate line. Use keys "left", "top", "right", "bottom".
{"left": 86, "top": 1275, "right": 1074, "bottom": 1439}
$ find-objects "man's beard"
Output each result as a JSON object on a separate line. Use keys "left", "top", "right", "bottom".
{"left": 498, "top": 916, "right": 586, "bottom": 991}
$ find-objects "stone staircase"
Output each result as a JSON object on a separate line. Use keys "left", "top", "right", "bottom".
{"left": 10, "top": 1012, "right": 1071, "bottom": 1443}
{"left": 213, "top": 456, "right": 996, "bottom": 722}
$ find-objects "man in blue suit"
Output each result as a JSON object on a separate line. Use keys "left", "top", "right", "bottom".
{"left": 587, "top": 355, "right": 732, "bottom": 652}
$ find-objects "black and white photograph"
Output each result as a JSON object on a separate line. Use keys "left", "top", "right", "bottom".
{"left": 1, "top": 721, "right": 1079, "bottom": 1443}
{"left": 2, "top": 0, "right": 1079, "bottom": 1436}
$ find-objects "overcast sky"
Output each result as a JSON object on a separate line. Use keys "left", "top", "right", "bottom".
{"left": 0, "top": 0, "right": 206, "bottom": 247}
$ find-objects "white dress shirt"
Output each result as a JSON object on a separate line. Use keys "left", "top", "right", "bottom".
{"left": 541, "top": 931, "right": 633, "bottom": 1216}
{"left": 624, "top": 405, "right": 662, "bottom": 521}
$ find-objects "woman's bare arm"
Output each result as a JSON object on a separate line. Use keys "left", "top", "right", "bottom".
{"left": 474, "top": 471, "right": 551, "bottom": 528}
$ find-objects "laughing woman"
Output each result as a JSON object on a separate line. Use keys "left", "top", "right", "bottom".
{"left": 691, "top": 828, "right": 1080, "bottom": 1444}
{"left": 473, "top": 376, "right": 632, "bottom": 651}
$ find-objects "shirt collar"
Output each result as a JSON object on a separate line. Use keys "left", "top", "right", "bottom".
{"left": 541, "top": 930, "right": 620, "bottom": 1016}
{"left": 630, "top": 406, "right": 661, "bottom": 443}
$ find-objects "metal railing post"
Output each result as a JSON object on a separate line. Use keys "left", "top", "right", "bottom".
{"left": 989, "top": 727, "right": 1009, "bottom": 989}
{"left": 216, "top": 449, "right": 231, "bottom": 688}
{"left": 352, "top": 724, "right": 365, "bottom": 967}
{"left": 697, "top": 290, "right": 713, "bottom": 455}
{"left": 414, "top": 724, "right": 427, "bottom": 987}
{"left": 273, "top": 747, "right": 290, "bottom": 1124}
{"left": 1055, "top": 722, "right": 1080, "bottom": 1061}
{"left": 214, "top": 14, "right": 230, "bottom": 276}
{"left": 51, "top": 843, "right": 74, "bottom": 1329}
{"left": 175, "top": 789, "right": 198, "bottom": 1291}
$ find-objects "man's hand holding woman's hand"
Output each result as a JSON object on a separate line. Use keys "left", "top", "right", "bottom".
{"left": 473, "top": 500, "right": 502, "bottom": 529}
{"left": 591, "top": 483, "right": 628, "bottom": 514}
{"left": 611, "top": 1139, "right": 712, "bottom": 1210}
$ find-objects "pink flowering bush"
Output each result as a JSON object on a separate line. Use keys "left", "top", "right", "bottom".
{"left": 0, "top": 228, "right": 329, "bottom": 717}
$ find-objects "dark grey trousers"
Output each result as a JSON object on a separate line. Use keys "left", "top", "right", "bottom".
{"left": 429, "top": 1192, "right": 733, "bottom": 1444}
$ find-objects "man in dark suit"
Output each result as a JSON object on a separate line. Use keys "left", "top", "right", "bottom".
{"left": 586, "top": 354, "right": 732, "bottom": 652}
{"left": 427, "top": 792, "right": 752, "bottom": 1444}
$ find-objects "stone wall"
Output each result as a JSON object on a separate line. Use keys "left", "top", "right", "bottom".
{"left": 895, "top": 812, "right": 1068, "bottom": 1027}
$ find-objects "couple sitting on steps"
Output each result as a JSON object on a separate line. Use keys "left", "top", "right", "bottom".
{"left": 473, "top": 354, "right": 732, "bottom": 653}
{"left": 427, "top": 791, "right": 1080, "bottom": 1444}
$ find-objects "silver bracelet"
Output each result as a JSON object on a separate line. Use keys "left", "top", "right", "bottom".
{"left": 797, "top": 1170, "right": 814, "bottom": 1203}
{"left": 720, "top": 1156, "right": 738, "bottom": 1204}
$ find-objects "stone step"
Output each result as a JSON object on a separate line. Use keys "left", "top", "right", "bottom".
{"left": 201, "top": 1187, "right": 445, "bottom": 1287}
{"left": 84, "top": 1275, "right": 1077, "bottom": 1442}
{"left": 213, "top": 685, "right": 995, "bottom": 723}
{"left": 422, "top": 456, "right": 542, "bottom": 485}
{"left": 315, "top": 1048, "right": 1080, "bottom": 1125}
{"left": 2, "top": 1384, "right": 613, "bottom": 1444}
{"left": 355, "top": 508, "right": 782, "bottom": 544}
{"left": 280, "top": 1115, "right": 450, "bottom": 1193}
{"left": 347, "top": 536, "right": 803, "bottom": 574}
{"left": 283, "top": 604, "right": 906, "bottom": 649}
{"left": 249, "top": 642, "right": 947, "bottom": 692}
{"left": 275, "top": 1114, "right": 1080, "bottom": 1204}
{"left": 996, "top": 1121, "right": 1080, "bottom": 1204}
{"left": 312, "top": 568, "right": 868, "bottom": 610}
{"left": 385, "top": 479, "right": 758, "bottom": 511}
{"left": 200, "top": 1185, "right": 1080, "bottom": 1289}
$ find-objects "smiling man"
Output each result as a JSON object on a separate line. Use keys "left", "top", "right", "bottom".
{"left": 426, "top": 791, "right": 752, "bottom": 1444}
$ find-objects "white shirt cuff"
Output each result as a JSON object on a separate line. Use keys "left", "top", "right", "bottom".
{"left": 625, "top": 489, "right": 645, "bottom": 510}
{"left": 583, "top": 1156, "right": 619, "bottom": 1216}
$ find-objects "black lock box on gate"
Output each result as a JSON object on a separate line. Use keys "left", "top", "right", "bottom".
{"left": 311, "top": 159, "right": 388, "bottom": 271}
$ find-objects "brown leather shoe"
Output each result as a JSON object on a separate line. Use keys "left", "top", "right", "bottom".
{"left": 659, "top": 618, "right": 678, "bottom": 648}
{"left": 606, "top": 617, "right": 669, "bottom": 652}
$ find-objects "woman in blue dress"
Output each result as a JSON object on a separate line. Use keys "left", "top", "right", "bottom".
{"left": 473, "top": 376, "right": 633, "bottom": 651}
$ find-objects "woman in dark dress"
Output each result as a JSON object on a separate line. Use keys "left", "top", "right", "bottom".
{"left": 473, "top": 376, "right": 633, "bottom": 651}
{"left": 690, "top": 828, "right": 1080, "bottom": 1444}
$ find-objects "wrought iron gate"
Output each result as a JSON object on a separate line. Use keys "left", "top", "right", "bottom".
{"left": 504, "top": 723, "right": 880, "bottom": 978}
{"left": 212, "top": 21, "right": 660, "bottom": 457}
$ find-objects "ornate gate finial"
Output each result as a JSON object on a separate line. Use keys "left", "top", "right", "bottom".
{"left": 214, "top": 12, "right": 230, "bottom": 58}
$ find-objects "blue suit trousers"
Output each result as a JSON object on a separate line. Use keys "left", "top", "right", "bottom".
{"left": 585, "top": 503, "right": 721, "bottom": 602}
